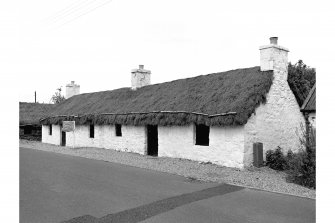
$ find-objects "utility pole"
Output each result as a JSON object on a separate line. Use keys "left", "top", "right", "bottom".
{"left": 35, "top": 91, "right": 36, "bottom": 103}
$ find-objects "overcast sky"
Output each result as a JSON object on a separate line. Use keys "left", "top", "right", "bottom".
{"left": 2, "top": 0, "right": 334, "bottom": 103}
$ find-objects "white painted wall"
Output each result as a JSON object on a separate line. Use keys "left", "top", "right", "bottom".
{"left": 158, "top": 124, "right": 245, "bottom": 168}
{"left": 308, "top": 112, "right": 316, "bottom": 129}
{"left": 42, "top": 124, "right": 61, "bottom": 145}
{"left": 41, "top": 122, "right": 245, "bottom": 168}
{"left": 244, "top": 44, "right": 305, "bottom": 167}
{"left": 65, "top": 124, "right": 147, "bottom": 154}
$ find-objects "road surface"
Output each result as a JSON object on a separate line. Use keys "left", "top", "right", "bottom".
{"left": 20, "top": 148, "right": 315, "bottom": 223}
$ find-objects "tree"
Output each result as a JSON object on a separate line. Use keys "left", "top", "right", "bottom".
{"left": 288, "top": 60, "right": 316, "bottom": 106}
{"left": 50, "top": 87, "right": 66, "bottom": 104}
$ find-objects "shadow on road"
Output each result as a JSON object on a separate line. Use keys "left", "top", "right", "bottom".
{"left": 63, "top": 183, "right": 242, "bottom": 223}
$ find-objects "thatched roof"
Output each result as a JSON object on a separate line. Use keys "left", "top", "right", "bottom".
{"left": 20, "top": 102, "right": 55, "bottom": 126}
{"left": 301, "top": 84, "right": 316, "bottom": 112}
{"left": 41, "top": 66, "right": 273, "bottom": 126}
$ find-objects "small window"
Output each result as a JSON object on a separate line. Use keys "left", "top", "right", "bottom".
{"left": 115, "top": 124, "right": 122, "bottom": 137}
{"left": 195, "top": 124, "right": 209, "bottom": 146}
{"left": 89, "top": 124, "right": 94, "bottom": 138}
{"left": 49, "top": 124, "right": 52, "bottom": 135}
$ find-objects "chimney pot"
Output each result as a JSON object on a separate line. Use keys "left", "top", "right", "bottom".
{"left": 139, "top": 65, "right": 144, "bottom": 69}
{"left": 270, "top": 37, "right": 278, "bottom": 45}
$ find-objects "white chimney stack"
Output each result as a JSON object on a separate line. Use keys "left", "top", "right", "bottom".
{"left": 259, "top": 37, "right": 289, "bottom": 77}
{"left": 65, "top": 81, "right": 80, "bottom": 99}
{"left": 131, "top": 65, "right": 151, "bottom": 90}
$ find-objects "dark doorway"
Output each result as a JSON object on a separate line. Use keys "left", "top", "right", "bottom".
{"left": 195, "top": 124, "right": 209, "bottom": 146}
{"left": 61, "top": 131, "right": 66, "bottom": 146}
{"left": 147, "top": 125, "right": 158, "bottom": 156}
{"left": 115, "top": 124, "right": 122, "bottom": 137}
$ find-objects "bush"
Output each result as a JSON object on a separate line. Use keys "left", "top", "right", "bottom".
{"left": 286, "top": 126, "right": 316, "bottom": 189}
{"left": 265, "top": 124, "right": 316, "bottom": 189}
{"left": 287, "top": 123, "right": 316, "bottom": 189}
{"left": 265, "top": 147, "right": 288, "bottom": 171}
{"left": 286, "top": 148, "right": 315, "bottom": 189}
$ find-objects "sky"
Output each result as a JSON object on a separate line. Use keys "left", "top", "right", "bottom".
{"left": 2, "top": 0, "right": 333, "bottom": 103}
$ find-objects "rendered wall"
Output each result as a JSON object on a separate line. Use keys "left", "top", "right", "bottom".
{"left": 65, "top": 124, "right": 147, "bottom": 154}
{"left": 244, "top": 47, "right": 305, "bottom": 167}
{"left": 42, "top": 124, "right": 61, "bottom": 145}
{"left": 158, "top": 125, "right": 245, "bottom": 168}
{"left": 308, "top": 112, "right": 316, "bottom": 129}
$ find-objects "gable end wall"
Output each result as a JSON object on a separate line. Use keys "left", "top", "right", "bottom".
{"left": 243, "top": 57, "right": 305, "bottom": 166}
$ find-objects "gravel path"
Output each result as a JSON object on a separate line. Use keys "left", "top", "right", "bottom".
{"left": 20, "top": 140, "right": 315, "bottom": 199}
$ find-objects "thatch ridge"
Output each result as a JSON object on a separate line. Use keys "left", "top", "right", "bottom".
{"left": 41, "top": 66, "right": 273, "bottom": 126}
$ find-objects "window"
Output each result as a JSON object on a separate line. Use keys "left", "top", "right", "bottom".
{"left": 89, "top": 124, "right": 94, "bottom": 138}
{"left": 115, "top": 124, "right": 122, "bottom": 137}
{"left": 195, "top": 124, "right": 209, "bottom": 146}
{"left": 49, "top": 124, "right": 52, "bottom": 135}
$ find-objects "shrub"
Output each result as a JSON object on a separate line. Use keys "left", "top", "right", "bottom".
{"left": 286, "top": 147, "right": 315, "bottom": 189}
{"left": 265, "top": 147, "right": 288, "bottom": 171}
{"left": 286, "top": 124, "right": 316, "bottom": 189}
{"left": 265, "top": 123, "right": 316, "bottom": 189}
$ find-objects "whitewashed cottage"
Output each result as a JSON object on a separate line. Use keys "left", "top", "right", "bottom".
{"left": 301, "top": 84, "right": 316, "bottom": 129}
{"left": 41, "top": 37, "right": 305, "bottom": 168}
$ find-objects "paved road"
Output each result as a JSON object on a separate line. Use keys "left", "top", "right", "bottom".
{"left": 20, "top": 148, "right": 315, "bottom": 223}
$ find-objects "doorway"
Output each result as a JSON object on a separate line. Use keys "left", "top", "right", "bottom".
{"left": 147, "top": 125, "right": 158, "bottom": 156}
{"left": 61, "top": 131, "right": 66, "bottom": 146}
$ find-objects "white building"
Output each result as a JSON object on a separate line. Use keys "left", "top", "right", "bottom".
{"left": 301, "top": 84, "right": 316, "bottom": 129}
{"left": 41, "top": 37, "right": 305, "bottom": 168}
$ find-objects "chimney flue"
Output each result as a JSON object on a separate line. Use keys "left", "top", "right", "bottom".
{"left": 270, "top": 37, "right": 278, "bottom": 45}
